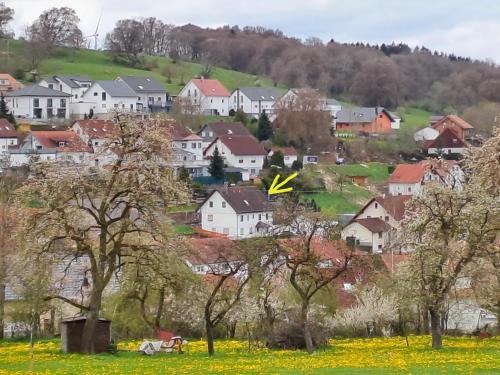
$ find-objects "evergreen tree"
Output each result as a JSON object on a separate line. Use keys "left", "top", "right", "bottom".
{"left": 178, "top": 166, "right": 191, "bottom": 182}
{"left": 0, "top": 94, "right": 16, "bottom": 127}
{"left": 263, "top": 156, "right": 270, "bottom": 169}
{"left": 257, "top": 111, "right": 273, "bottom": 141}
{"left": 208, "top": 147, "right": 225, "bottom": 180}
{"left": 233, "top": 108, "right": 248, "bottom": 126}
{"left": 291, "top": 160, "right": 303, "bottom": 171}
{"left": 269, "top": 150, "right": 284, "bottom": 168}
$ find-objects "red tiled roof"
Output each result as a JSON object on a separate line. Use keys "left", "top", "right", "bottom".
{"left": 271, "top": 146, "right": 297, "bottom": 156}
{"left": 73, "top": 119, "right": 116, "bottom": 139}
{"left": 389, "top": 164, "right": 427, "bottom": 184}
{"left": 354, "top": 218, "right": 391, "bottom": 233}
{"left": 186, "top": 237, "right": 239, "bottom": 265}
{"left": 0, "top": 73, "right": 24, "bottom": 91}
{"left": 374, "top": 195, "right": 412, "bottom": 221}
{"left": 191, "top": 79, "right": 230, "bottom": 97}
{"left": 425, "top": 128, "right": 467, "bottom": 149}
{"left": 0, "top": 119, "right": 18, "bottom": 138}
{"left": 206, "top": 135, "right": 267, "bottom": 156}
{"left": 431, "top": 114, "right": 474, "bottom": 130}
{"left": 168, "top": 121, "right": 201, "bottom": 141}
{"left": 32, "top": 131, "right": 92, "bottom": 153}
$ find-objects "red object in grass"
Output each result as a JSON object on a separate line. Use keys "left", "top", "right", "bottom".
{"left": 154, "top": 329, "right": 175, "bottom": 341}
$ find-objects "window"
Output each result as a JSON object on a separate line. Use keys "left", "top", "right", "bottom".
{"left": 209, "top": 201, "right": 213, "bottom": 207}
{"left": 33, "top": 98, "right": 40, "bottom": 107}
{"left": 250, "top": 169, "right": 255, "bottom": 174}
{"left": 209, "top": 131, "right": 213, "bottom": 137}
{"left": 251, "top": 159, "right": 256, "bottom": 163}
{"left": 93, "top": 92, "right": 98, "bottom": 96}
{"left": 94, "top": 141, "right": 99, "bottom": 146}
{"left": 198, "top": 143, "right": 202, "bottom": 148}
{"left": 378, "top": 244, "right": 382, "bottom": 250}
{"left": 182, "top": 143, "right": 187, "bottom": 149}
{"left": 239, "top": 159, "right": 243, "bottom": 163}
{"left": 114, "top": 104, "right": 118, "bottom": 108}
{"left": 375, "top": 203, "right": 378, "bottom": 208}
{"left": 258, "top": 214, "right": 261, "bottom": 220}
{"left": 101, "top": 92, "right": 106, "bottom": 101}
{"left": 58, "top": 141, "right": 65, "bottom": 147}
{"left": 130, "top": 104, "right": 133, "bottom": 110}
{"left": 191, "top": 143, "right": 196, "bottom": 149}
{"left": 240, "top": 228, "right": 244, "bottom": 235}
{"left": 74, "top": 94, "right": 78, "bottom": 99}
{"left": 60, "top": 99, "right": 66, "bottom": 108}
{"left": 385, "top": 216, "right": 389, "bottom": 221}
{"left": 249, "top": 227, "right": 253, "bottom": 234}
{"left": 408, "top": 187, "right": 412, "bottom": 192}
{"left": 210, "top": 99, "right": 213, "bottom": 103}
{"left": 48, "top": 84, "right": 53, "bottom": 89}
{"left": 240, "top": 215, "right": 243, "bottom": 222}
{"left": 47, "top": 99, "right": 53, "bottom": 108}
{"left": 59, "top": 84, "right": 62, "bottom": 91}
{"left": 378, "top": 232, "right": 383, "bottom": 239}
{"left": 195, "top": 266, "right": 204, "bottom": 273}
{"left": 207, "top": 214, "right": 213, "bottom": 222}
{"left": 265, "top": 213, "right": 269, "bottom": 220}
{"left": 223, "top": 228, "right": 229, "bottom": 234}
{"left": 222, "top": 202, "right": 226, "bottom": 208}
{"left": 157, "top": 97, "right": 161, "bottom": 101}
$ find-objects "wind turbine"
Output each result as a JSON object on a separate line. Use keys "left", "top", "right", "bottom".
{"left": 86, "top": 11, "right": 102, "bottom": 50}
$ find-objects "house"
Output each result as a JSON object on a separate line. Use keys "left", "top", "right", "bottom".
{"left": 389, "top": 112, "right": 401, "bottom": 130}
{"left": 197, "top": 121, "right": 251, "bottom": 147}
{"left": 277, "top": 88, "right": 341, "bottom": 117}
{"left": 341, "top": 195, "right": 411, "bottom": 252}
{"left": 424, "top": 128, "right": 468, "bottom": 155}
{"left": 335, "top": 107, "right": 395, "bottom": 135}
{"left": 414, "top": 126, "right": 439, "bottom": 142}
{"left": 431, "top": 115, "right": 474, "bottom": 141}
{"left": 389, "top": 159, "right": 464, "bottom": 196}
{"left": 268, "top": 147, "right": 298, "bottom": 167}
{"left": 116, "top": 76, "right": 170, "bottom": 111}
{"left": 4, "top": 85, "right": 72, "bottom": 120}
{"left": 39, "top": 75, "right": 93, "bottom": 102}
{"left": 197, "top": 186, "right": 274, "bottom": 239}
{"left": 9, "top": 130, "right": 92, "bottom": 166}
{"left": 75, "top": 80, "right": 139, "bottom": 117}
{"left": 185, "top": 237, "right": 241, "bottom": 274}
{"left": 70, "top": 119, "right": 117, "bottom": 167}
{"left": 204, "top": 135, "right": 267, "bottom": 179}
{"left": 0, "top": 74, "right": 24, "bottom": 94}
{"left": 178, "top": 78, "right": 230, "bottom": 116}
{"left": 346, "top": 174, "right": 368, "bottom": 186}
{"left": 0, "top": 119, "right": 18, "bottom": 155}
{"left": 229, "top": 87, "right": 281, "bottom": 117}
{"left": 169, "top": 121, "right": 208, "bottom": 177}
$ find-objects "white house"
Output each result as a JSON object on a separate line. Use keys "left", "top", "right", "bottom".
{"left": 230, "top": 87, "right": 281, "bottom": 118}
{"left": 116, "top": 76, "right": 169, "bottom": 111}
{"left": 0, "top": 119, "right": 18, "bottom": 155}
{"left": 70, "top": 119, "right": 117, "bottom": 167}
{"left": 341, "top": 195, "right": 411, "bottom": 252}
{"left": 9, "top": 130, "right": 92, "bottom": 166}
{"left": 277, "top": 88, "right": 341, "bottom": 117}
{"left": 197, "top": 187, "right": 274, "bottom": 239}
{"left": 4, "top": 85, "right": 72, "bottom": 120}
{"left": 424, "top": 128, "right": 469, "bottom": 155}
{"left": 268, "top": 147, "right": 298, "bottom": 167}
{"left": 388, "top": 163, "right": 427, "bottom": 196}
{"left": 169, "top": 122, "right": 208, "bottom": 177}
{"left": 389, "top": 112, "right": 401, "bottom": 130}
{"left": 197, "top": 121, "right": 251, "bottom": 149}
{"left": 185, "top": 237, "right": 242, "bottom": 275}
{"left": 204, "top": 135, "right": 267, "bottom": 179}
{"left": 178, "top": 78, "right": 230, "bottom": 116}
{"left": 74, "top": 80, "right": 138, "bottom": 117}
{"left": 39, "top": 75, "right": 92, "bottom": 103}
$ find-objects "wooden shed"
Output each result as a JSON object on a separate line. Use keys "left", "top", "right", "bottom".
{"left": 348, "top": 174, "right": 368, "bottom": 186}
{"left": 60, "top": 317, "right": 111, "bottom": 353}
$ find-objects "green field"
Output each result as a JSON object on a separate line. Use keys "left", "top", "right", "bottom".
{"left": 328, "top": 163, "right": 390, "bottom": 183}
{"left": 302, "top": 184, "right": 374, "bottom": 215}
{"left": 396, "top": 107, "right": 432, "bottom": 131}
{"left": 2, "top": 40, "right": 283, "bottom": 95}
{"left": 0, "top": 336, "right": 498, "bottom": 374}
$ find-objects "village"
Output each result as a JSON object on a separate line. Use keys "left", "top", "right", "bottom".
{"left": 0, "top": 2, "right": 499, "bottom": 374}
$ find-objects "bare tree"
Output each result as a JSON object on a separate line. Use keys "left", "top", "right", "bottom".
{"left": 17, "top": 114, "right": 189, "bottom": 353}
{"left": 26, "top": 7, "right": 82, "bottom": 48}
{"left": 0, "top": 2, "right": 14, "bottom": 38}
{"left": 105, "top": 19, "right": 144, "bottom": 64}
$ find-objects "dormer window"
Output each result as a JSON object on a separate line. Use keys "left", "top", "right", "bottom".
{"left": 58, "top": 141, "right": 66, "bottom": 147}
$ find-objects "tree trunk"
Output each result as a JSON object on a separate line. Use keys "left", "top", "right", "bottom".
{"left": 80, "top": 288, "right": 103, "bottom": 354}
{"left": 266, "top": 318, "right": 275, "bottom": 348}
{"left": 429, "top": 309, "right": 442, "bottom": 349}
{"left": 205, "top": 315, "right": 215, "bottom": 356}
{"left": 422, "top": 306, "right": 430, "bottom": 334}
{"left": 228, "top": 321, "right": 236, "bottom": 339}
{"left": 153, "top": 287, "right": 166, "bottom": 330}
{"left": 0, "top": 283, "right": 5, "bottom": 339}
{"left": 301, "top": 302, "right": 314, "bottom": 354}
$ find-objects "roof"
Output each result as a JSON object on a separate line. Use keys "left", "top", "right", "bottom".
{"left": 431, "top": 115, "right": 474, "bottom": 130}
{"left": 73, "top": 119, "right": 116, "bottom": 139}
{"left": 56, "top": 75, "right": 92, "bottom": 88}
{"left": 325, "top": 98, "right": 341, "bottom": 106}
{"left": 0, "top": 119, "right": 18, "bottom": 138}
{"left": 94, "top": 80, "right": 137, "bottom": 97}
{"left": 336, "top": 107, "right": 394, "bottom": 123}
{"left": 4, "top": 85, "right": 72, "bottom": 97}
{"left": 201, "top": 187, "right": 273, "bottom": 214}
{"left": 61, "top": 316, "right": 111, "bottom": 323}
{"left": 31, "top": 131, "right": 92, "bottom": 153}
{"left": 118, "top": 76, "right": 167, "bottom": 93}
{"left": 270, "top": 147, "right": 297, "bottom": 156}
{"left": 185, "top": 237, "right": 239, "bottom": 265}
{"left": 206, "top": 135, "right": 267, "bottom": 156}
{"left": 380, "top": 253, "right": 410, "bottom": 273}
{"left": 414, "top": 126, "right": 439, "bottom": 142}
{"left": 373, "top": 195, "right": 411, "bottom": 221}
{"left": 236, "top": 87, "right": 281, "bottom": 101}
{"left": 353, "top": 218, "right": 391, "bottom": 233}
{"left": 199, "top": 121, "right": 251, "bottom": 138}
{"left": 389, "top": 164, "right": 427, "bottom": 184}
{"left": 424, "top": 128, "right": 467, "bottom": 149}
{"left": 169, "top": 121, "right": 199, "bottom": 141}
{"left": 0, "top": 74, "right": 24, "bottom": 90}
{"left": 190, "top": 79, "right": 230, "bottom": 97}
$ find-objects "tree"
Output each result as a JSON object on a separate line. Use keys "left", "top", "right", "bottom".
{"left": 291, "top": 160, "right": 303, "bottom": 171}
{"left": 269, "top": 150, "right": 284, "bottom": 168}
{"left": 274, "top": 195, "right": 355, "bottom": 353}
{"left": 0, "top": 94, "right": 16, "bottom": 126}
{"left": 233, "top": 108, "right": 248, "bottom": 126}
{"left": 257, "top": 112, "right": 273, "bottom": 141}
{"left": 208, "top": 147, "right": 225, "bottom": 180}
{"left": 105, "top": 19, "right": 144, "bottom": 65}
{"left": 17, "top": 114, "right": 189, "bottom": 353}
{"left": 0, "top": 2, "right": 14, "bottom": 38}
{"left": 398, "top": 182, "right": 497, "bottom": 348}
{"left": 178, "top": 166, "right": 191, "bottom": 183}
{"left": 27, "top": 7, "right": 82, "bottom": 48}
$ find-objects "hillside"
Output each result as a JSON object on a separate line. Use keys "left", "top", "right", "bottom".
{"left": 1, "top": 39, "right": 283, "bottom": 95}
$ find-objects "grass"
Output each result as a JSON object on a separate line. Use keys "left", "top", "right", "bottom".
{"left": 396, "top": 106, "right": 432, "bottom": 132}
{"left": 172, "top": 224, "right": 197, "bottom": 235}
{"left": 302, "top": 184, "right": 375, "bottom": 215}
{"left": 0, "top": 336, "right": 498, "bottom": 374}
{"left": 2, "top": 39, "right": 285, "bottom": 95}
{"left": 166, "top": 204, "right": 197, "bottom": 213}
{"left": 327, "top": 162, "right": 390, "bottom": 183}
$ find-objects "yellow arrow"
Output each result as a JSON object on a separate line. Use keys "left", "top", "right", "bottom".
{"left": 268, "top": 172, "right": 298, "bottom": 196}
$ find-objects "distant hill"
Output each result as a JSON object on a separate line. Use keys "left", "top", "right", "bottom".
{"left": 0, "top": 39, "right": 284, "bottom": 96}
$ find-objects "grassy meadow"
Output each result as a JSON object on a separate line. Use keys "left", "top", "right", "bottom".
{"left": 0, "top": 336, "right": 498, "bottom": 374}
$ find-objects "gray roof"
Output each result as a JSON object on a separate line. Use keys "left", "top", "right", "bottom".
{"left": 4, "top": 85, "right": 72, "bottom": 97}
{"left": 336, "top": 107, "right": 394, "bottom": 123}
{"left": 236, "top": 87, "right": 282, "bottom": 101}
{"left": 326, "top": 98, "right": 341, "bottom": 106}
{"left": 57, "top": 75, "right": 92, "bottom": 88}
{"left": 118, "top": 76, "right": 167, "bottom": 93}
{"left": 95, "top": 80, "right": 137, "bottom": 97}
{"left": 202, "top": 187, "right": 273, "bottom": 214}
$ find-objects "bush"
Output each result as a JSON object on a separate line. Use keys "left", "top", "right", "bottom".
{"left": 12, "top": 68, "right": 25, "bottom": 80}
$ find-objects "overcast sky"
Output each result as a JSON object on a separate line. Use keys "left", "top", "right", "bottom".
{"left": 5, "top": 0, "right": 500, "bottom": 62}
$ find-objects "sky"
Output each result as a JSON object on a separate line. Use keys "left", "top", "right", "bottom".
{"left": 5, "top": 0, "right": 500, "bottom": 62}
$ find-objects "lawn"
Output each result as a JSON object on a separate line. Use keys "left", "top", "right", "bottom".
{"left": 0, "top": 336, "right": 498, "bottom": 374}
{"left": 2, "top": 40, "right": 284, "bottom": 96}
{"left": 302, "top": 184, "right": 375, "bottom": 215}
{"left": 396, "top": 107, "right": 432, "bottom": 132}
{"left": 328, "top": 163, "right": 390, "bottom": 183}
